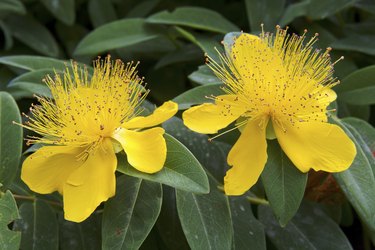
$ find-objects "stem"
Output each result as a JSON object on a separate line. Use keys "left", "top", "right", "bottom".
{"left": 13, "top": 194, "right": 62, "bottom": 208}
{"left": 246, "top": 196, "right": 270, "bottom": 206}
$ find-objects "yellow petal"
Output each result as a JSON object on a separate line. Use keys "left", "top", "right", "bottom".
{"left": 274, "top": 121, "right": 356, "bottom": 173}
{"left": 63, "top": 139, "right": 116, "bottom": 222}
{"left": 112, "top": 127, "right": 166, "bottom": 173}
{"left": 231, "top": 33, "right": 286, "bottom": 88}
{"left": 21, "top": 146, "right": 82, "bottom": 194}
{"left": 182, "top": 94, "right": 245, "bottom": 134}
{"left": 224, "top": 119, "right": 268, "bottom": 195}
{"left": 122, "top": 101, "right": 178, "bottom": 129}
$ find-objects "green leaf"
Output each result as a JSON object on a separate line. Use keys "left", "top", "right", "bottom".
{"left": 59, "top": 213, "right": 101, "bottom": 250}
{"left": 261, "top": 140, "right": 307, "bottom": 226}
{"left": 332, "top": 117, "right": 375, "bottom": 231}
{"left": 176, "top": 175, "right": 232, "bottom": 250}
{"left": 40, "top": 0, "right": 75, "bottom": 25}
{"left": 343, "top": 117, "right": 375, "bottom": 152}
{"left": 117, "top": 133, "right": 209, "bottom": 194}
{"left": 155, "top": 45, "right": 202, "bottom": 69}
{"left": 332, "top": 34, "right": 375, "bottom": 56}
{"left": 13, "top": 199, "right": 58, "bottom": 250}
{"left": 0, "top": 191, "right": 21, "bottom": 250}
{"left": 74, "top": 18, "right": 159, "bottom": 56}
{"left": 0, "top": 92, "right": 22, "bottom": 187}
{"left": 8, "top": 69, "right": 54, "bottom": 98}
{"left": 126, "top": 0, "right": 159, "bottom": 18}
{"left": 0, "top": 21, "right": 13, "bottom": 50}
{"left": 0, "top": 0, "right": 26, "bottom": 15}
{"left": 244, "top": 0, "right": 285, "bottom": 31}
{"left": 188, "top": 65, "right": 221, "bottom": 86}
{"left": 173, "top": 84, "right": 224, "bottom": 110}
{"left": 0, "top": 56, "right": 67, "bottom": 71}
{"left": 307, "top": 0, "right": 355, "bottom": 20}
{"left": 259, "top": 201, "right": 352, "bottom": 249}
{"left": 162, "top": 117, "right": 228, "bottom": 182}
{"left": 88, "top": 0, "right": 117, "bottom": 28}
{"left": 102, "top": 175, "right": 162, "bottom": 250}
{"left": 334, "top": 65, "right": 375, "bottom": 105}
{"left": 147, "top": 7, "right": 238, "bottom": 34}
{"left": 229, "top": 197, "right": 266, "bottom": 250}
{"left": 279, "top": 0, "right": 309, "bottom": 26}
{"left": 5, "top": 15, "right": 59, "bottom": 57}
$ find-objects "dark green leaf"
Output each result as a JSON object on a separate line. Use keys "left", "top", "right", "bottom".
{"left": 40, "top": 0, "right": 75, "bottom": 25}
{"left": 335, "top": 65, "right": 375, "bottom": 105}
{"left": 307, "top": 0, "right": 355, "bottom": 20}
{"left": 59, "top": 212, "right": 101, "bottom": 250}
{"left": 0, "top": 92, "right": 22, "bottom": 187}
{"left": 8, "top": 69, "right": 54, "bottom": 98}
{"left": 0, "top": 0, "right": 25, "bottom": 15}
{"left": 0, "top": 191, "right": 21, "bottom": 250}
{"left": 126, "top": 0, "right": 159, "bottom": 18}
{"left": 332, "top": 117, "right": 375, "bottom": 231}
{"left": 261, "top": 140, "right": 307, "bottom": 226}
{"left": 173, "top": 84, "right": 224, "bottom": 109}
{"left": 5, "top": 15, "right": 59, "bottom": 57}
{"left": 74, "top": 18, "right": 159, "bottom": 56}
{"left": 0, "top": 21, "right": 13, "bottom": 50}
{"left": 244, "top": 0, "right": 285, "bottom": 31}
{"left": 88, "top": 0, "right": 117, "bottom": 28}
{"left": 147, "top": 7, "right": 238, "bottom": 34}
{"left": 162, "top": 117, "right": 228, "bottom": 182}
{"left": 332, "top": 35, "right": 375, "bottom": 56}
{"left": 343, "top": 117, "right": 375, "bottom": 152}
{"left": 176, "top": 175, "right": 232, "bottom": 250}
{"left": 279, "top": 0, "right": 309, "bottom": 26}
{"left": 155, "top": 45, "right": 202, "bottom": 69}
{"left": 259, "top": 201, "right": 352, "bottom": 249}
{"left": 117, "top": 134, "right": 209, "bottom": 194}
{"left": 188, "top": 65, "right": 221, "bottom": 85}
{"left": 102, "top": 175, "right": 162, "bottom": 250}
{"left": 0, "top": 56, "right": 67, "bottom": 71}
{"left": 13, "top": 199, "right": 58, "bottom": 250}
{"left": 229, "top": 197, "right": 266, "bottom": 250}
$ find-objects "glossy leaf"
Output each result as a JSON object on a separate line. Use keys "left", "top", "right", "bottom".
{"left": 279, "top": 1, "right": 309, "bottom": 26}
{"left": 307, "top": 0, "right": 355, "bottom": 20}
{"left": 147, "top": 7, "right": 238, "bottom": 34}
{"left": 0, "top": 191, "right": 21, "bottom": 250}
{"left": 13, "top": 200, "right": 58, "bottom": 250}
{"left": 117, "top": 134, "right": 209, "bottom": 194}
{"left": 259, "top": 202, "right": 352, "bottom": 249}
{"left": 229, "top": 197, "right": 266, "bottom": 250}
{"left": 176, "top": 175, "right": 232, "bottom": 250}
{"left": 245, "top": 0, "right": 285, "bottom": 31}
{"left": 155, "top": 45, "right": 202, "bottom": 69}
{"left": 74, "top": 18, "right": 159, "bottom": 56}
{"left": 40, "top": 0, "right": 75, "bottom": 25}
{"left": 126, "top": 0, "right": 160, "bottom": 18}
{"left": 0, "top": 56, "right": 67, "bottom": 71}
{"left": 261, "top": 140, "right": 307, "bottom": 226}
{"left": 5, "top": 15, "right": 59, "bottom": 57}
{"left": 332, "top": 117, "right": 375, "bottom": 231}
{"left": 188, "top": 65, "right": 221, "bottom": 86}
{"left": 173, "top": 84, "right": 224, "bottom": 109}
{"left": 343, "top": 117, "right": 375, "bottom": 152}
{"left": 332, "top": 34, "right": 375, "bottom": 56}
{"left": 335, "top": 65, "right": 375, "bottom": 105}
{"left": 0, "top": 92, "right": 22, "bottom": 187}
{"left": 102, "top": 175, "right": 162, "bottom": 250}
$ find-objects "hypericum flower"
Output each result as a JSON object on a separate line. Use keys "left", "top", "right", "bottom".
{"left": 183, "top": 26, "right": 356, "bottom": 195}
{"left": 19, "top": 56, "right": 177, "bottom": 222}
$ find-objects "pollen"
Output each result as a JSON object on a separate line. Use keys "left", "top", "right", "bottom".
{"left": 19, "top": 56, "right": 148, "bottom": 147}
{"left": 207, "top": 26, "right": 339, "bottom": 132}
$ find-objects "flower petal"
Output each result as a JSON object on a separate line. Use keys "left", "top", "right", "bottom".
{"left": 63, "top": 139, "right": 116, "bottom": 222}
{"left": 225, "top": 119, "right": 268, "bottom": 195}
{"left": 122, "top": 101, "right": 178, "bottom": 129}
{"left": 274, "top": 121, "right": 356, "bottom": 173}
{"left": 112, "top": 127, "right": 166, "bottom": 173}
{"left": 182, "top": 94, "right": 245, "bottom": 134}
{"left": 21, "top": 146, "right": 82, "bottom": 194}
{"left": 231, "top": 33, "right": 286, "bottom": 85}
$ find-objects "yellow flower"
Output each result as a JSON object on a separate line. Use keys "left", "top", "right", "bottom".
{"left": 183, "top": 27, "right": 356, "bottom": 195}
{"left": 20, "top": 56, "right": 177, "bottom": 222}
